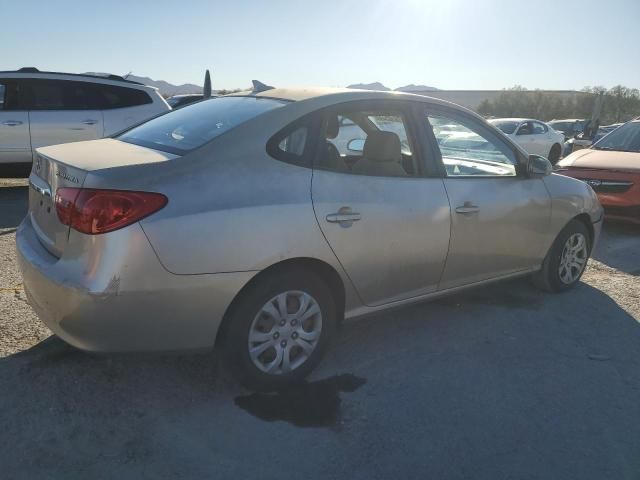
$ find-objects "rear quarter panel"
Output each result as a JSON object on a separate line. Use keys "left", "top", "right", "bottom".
{"left": 125, "top": 111, "right": 346, "bottom": 277}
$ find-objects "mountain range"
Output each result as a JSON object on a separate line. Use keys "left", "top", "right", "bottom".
{"left": 124, "top": 75, "right": 203, "bottom": 96}
{"left": 84, "top": 73, "right": 203, "bottom": 96}
{"left": 347, "top": 82, "right": 439, "bottom": 92}
{"left": 86, "top": 73, "right": 438, "bottom": 96}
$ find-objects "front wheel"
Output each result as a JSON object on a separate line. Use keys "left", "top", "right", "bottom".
{"left": 533, "top": 219, "right": 591, "bottom": 292}
{"left": 548, "top": 144, "right": 562, "bottom": 164}
{"left": 223, "top": 268, "right": 336, "bottom": 390}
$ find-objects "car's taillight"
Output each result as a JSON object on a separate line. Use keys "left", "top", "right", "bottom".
{"left": 55, "top": 188, "right": 167, "bottom": 235}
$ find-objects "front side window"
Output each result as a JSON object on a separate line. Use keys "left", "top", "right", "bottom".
{"left": 427, "top": 113, "right": 518, "bottom": 177}
{"left": 0, "top": 83, "right": 5, "bottom": 109}
{"left": 593, "top": 120, "right": 640, "bottom": 153}
{"left": 120, "top": 96, "right": 287, "bottom": 155}
{"left": 317, "top": 108, "right": 417, "bottom": 177}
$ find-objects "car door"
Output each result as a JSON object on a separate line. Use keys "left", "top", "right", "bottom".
{"left": 26, "top": 79, "right": 103, "bottom": 150}
{"left": 0, "top": 79, "right": 31, "bottom": 164}
{"left": 514, "top": 121, "right": 535, "bottom": 153}
{"left": 423, "top": 107, "right": 551, "bottom": 290}
{"left": 531, "top": 121, "right": 552, "bottom": 156}
{"left": 311, "top": 100, "right": 451, "bottom": 307}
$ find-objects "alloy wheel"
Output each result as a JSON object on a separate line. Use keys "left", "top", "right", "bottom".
{"left": 558, "top": 233, "right": 588, "bottom": 284}
{"left": 248, "top": 291, "right": 323, "bottom": 375}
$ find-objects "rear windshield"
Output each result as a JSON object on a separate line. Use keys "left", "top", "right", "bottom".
{"left": 119, "top": 96, "right": 287, "bottom": 154}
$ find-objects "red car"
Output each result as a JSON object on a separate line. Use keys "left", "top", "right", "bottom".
{"left": 555, "top": 119, "right": 640, "bottom": 224}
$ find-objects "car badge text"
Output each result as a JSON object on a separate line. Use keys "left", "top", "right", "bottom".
{"left": 56, "top": 169, "right": 79, "bottom": 184}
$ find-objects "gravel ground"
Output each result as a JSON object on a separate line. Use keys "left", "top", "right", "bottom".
{"left": 1, "top": 180, "right": 639, "bottom": 479}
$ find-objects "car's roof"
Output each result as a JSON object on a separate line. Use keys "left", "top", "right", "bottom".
{"left": 549, "top": 119, "right": 583, "bottom": 122}
{"left": 168, "top": 93, "right": 206, "bottom": 99}
{"left": 0, "top": 68, "right": 155, "bottom": 90}
{"left": 489, "top": 118, "right": 529, "bottom": 122}
{"left": 228, "top": 86, "right": 459, "bottom": 106}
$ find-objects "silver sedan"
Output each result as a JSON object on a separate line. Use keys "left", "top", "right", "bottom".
{"left": 16, "top": 87, "right": 603, "bottom": 389}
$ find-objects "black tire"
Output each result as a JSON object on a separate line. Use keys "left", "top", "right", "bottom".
{"left": 533, "top": 219, "right": 591, "bottom": 292}
{"left": 222, "top": 268, "right": 336, "bottom": 391}
{"left": 548, "top": 144, "right": 562, "bottom": 165}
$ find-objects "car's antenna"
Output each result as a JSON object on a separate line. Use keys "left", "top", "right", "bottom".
{"left": 252, "top": 80, "right": 274, "bottom": 93}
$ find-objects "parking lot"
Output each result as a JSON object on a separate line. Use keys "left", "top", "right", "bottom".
{"left": 1, "top": 178, "right": 640, "bottom": 479}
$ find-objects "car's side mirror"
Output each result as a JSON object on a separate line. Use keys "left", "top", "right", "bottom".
{"left": 347, "top": 138, "right": 365, "bottom": 153}
{"left": 526, "top": 154, "right": 552, "bottom": 177}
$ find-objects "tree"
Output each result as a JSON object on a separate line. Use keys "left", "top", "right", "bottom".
{"left": 477, "top": 86, "right": 640, "bottom": 124}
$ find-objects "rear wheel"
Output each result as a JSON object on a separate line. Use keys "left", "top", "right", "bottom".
{"left": 223, "top": 268, "right": 336, "bottom": 390}
{"left": 533, "top": 219, "right": 591, "bottom": 292}
{"left": 548, "top": 144, "right": 562, "bottom": 164}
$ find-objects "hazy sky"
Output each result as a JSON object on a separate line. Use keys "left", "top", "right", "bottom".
{"left": 2, "top": 0, "right": 638, "bottom": 90}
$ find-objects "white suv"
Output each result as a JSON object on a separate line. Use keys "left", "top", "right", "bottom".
{"left": 0, "top": 68, "right": 170, "bottom": 169}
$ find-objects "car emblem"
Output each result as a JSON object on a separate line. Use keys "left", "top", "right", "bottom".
{"left": 586, "top": 179, "right": 602, "bottom": 188}
{"left": 35, "top": 156, "right": 41, "bottom": 172}
{"left": 56, "top": 168, "right": 79, "bottom": 184}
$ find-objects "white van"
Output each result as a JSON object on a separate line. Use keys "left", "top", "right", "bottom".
{"left": 0, "top": 68, "right": 169, "bottom": 169}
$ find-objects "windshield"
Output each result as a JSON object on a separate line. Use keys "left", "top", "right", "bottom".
{"left": 549, "top": 121, "right": 570, "bottom": 132}
{"left": 166, "top": 97, "right": 185, "bottom": 107}
{"left": 491, "top": 121, "right": 519, "bottom": 134}
{"left": 119, "top": 96, "right": 287, "bottom": 154}
{"left": 592, "top": 121, "right": 640, "bottom": 153}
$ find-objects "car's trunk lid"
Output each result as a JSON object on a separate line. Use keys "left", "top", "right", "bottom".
{"left": 28, "top": 139, "right": 177, "bottom": 257}
{"left": 29, "top": 153, "right": 88, "bottom": 257}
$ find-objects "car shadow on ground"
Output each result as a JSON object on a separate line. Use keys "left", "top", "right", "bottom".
{"left": 0, "top": 185, "right": 28, "bottom": 230}
{"left": 1, "top": 278, "right": 639, "bottom": 479}
{"left": 593, "top": 221, "right": 640, "bottom": 275}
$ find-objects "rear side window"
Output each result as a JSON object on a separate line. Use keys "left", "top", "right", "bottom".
{"left": 533, "top": 122, "right": 548, "bottom": 134}
{"left": 0, "top": 83, "right": 5, "bottom": 109}
{"left": 119, "top": 96, "right": 287, "bottom": 155}
{"left": 13, "top": 79, "right": 151, "bottom": 110}
{"left": 97, "top": 84, "right": 152, "bottom": 109}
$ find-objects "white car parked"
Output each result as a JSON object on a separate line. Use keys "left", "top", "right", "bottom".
{"left": 489, "top": 118, "right": 565, "bottom": 164}
{"left": 0, "top": 68, "right": 169, "bottom": 169}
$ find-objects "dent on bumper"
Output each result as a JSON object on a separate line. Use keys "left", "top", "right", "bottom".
{"left": 16, "top": 216, "right": 256, "bottom": 352}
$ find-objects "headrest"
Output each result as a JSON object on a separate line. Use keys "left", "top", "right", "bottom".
{"left": 363, "top": 131, "right": 402, "bottom": 163}
{"left": 326, "top": 116, "right": 339, "bottom": 139}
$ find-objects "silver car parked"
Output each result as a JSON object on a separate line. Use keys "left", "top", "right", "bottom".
{"left": 17, "top": 86, "right": 603, "bottom": 389}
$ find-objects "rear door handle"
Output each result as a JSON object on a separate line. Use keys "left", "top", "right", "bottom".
{"left": 326, "top": 207, "right": 361, "bottom": 227}
{"left": 81, "top": 119, "right": 98, "bottom": 125}
{"left": 455, "top": 203, "right": 480, "bottom": 215}
{"left": 1, "top": 120, "right": 23, "bottom": 126}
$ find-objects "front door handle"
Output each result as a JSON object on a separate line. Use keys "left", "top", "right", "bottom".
{"left": 81, "top": 119, "right": 98, "bottom": 125}
{"left": 1, "top": 120, "right": 23, "bottom": 126}
{"left": 326, "top": 207, "right": 361, "bottom": 227}
{"left": 455, "top": 202, "right": 480, "bottom": 215}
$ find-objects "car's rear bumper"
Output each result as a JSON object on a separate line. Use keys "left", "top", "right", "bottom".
{"left": 16, "top": 215, "right": 255, "bottom": 352}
